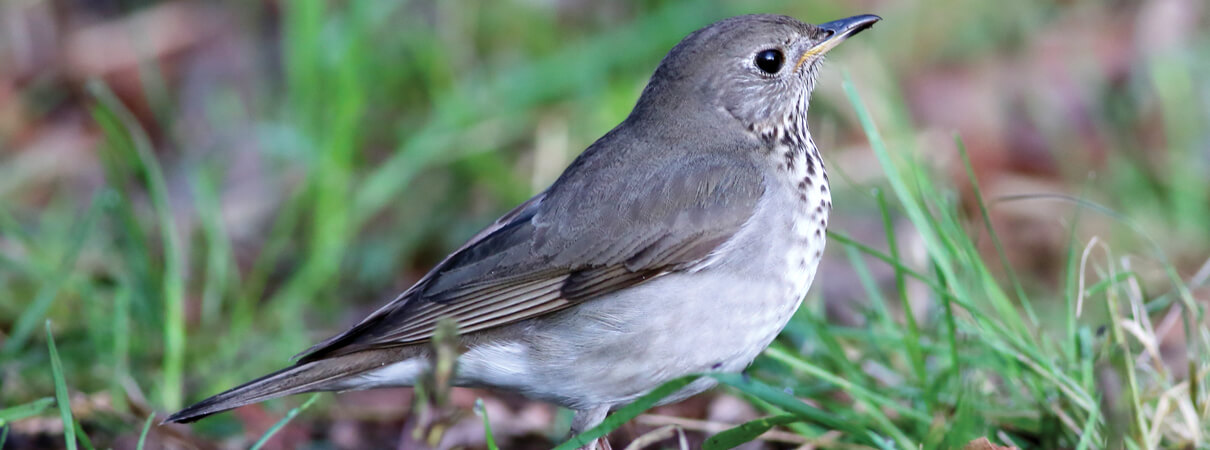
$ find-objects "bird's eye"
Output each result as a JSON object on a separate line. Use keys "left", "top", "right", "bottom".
{"left": 754, "top": 49, "right": 784, "bottom": 74}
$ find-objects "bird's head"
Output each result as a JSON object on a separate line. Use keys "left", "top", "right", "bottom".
{"left": 632, "top": 14, "right": 880, "bottom": 146}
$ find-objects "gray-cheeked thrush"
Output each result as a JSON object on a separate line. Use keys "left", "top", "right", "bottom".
{"left": 166, "top": 12, "right": 881, "bottom": 446}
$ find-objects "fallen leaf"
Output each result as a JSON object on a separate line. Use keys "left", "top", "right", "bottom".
{"left": 963, "top": 437, "right": 1019, "bottom": 450}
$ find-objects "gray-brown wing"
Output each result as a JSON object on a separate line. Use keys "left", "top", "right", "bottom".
{"left": 295, "top": 150, "right": 764, "bottom": 363}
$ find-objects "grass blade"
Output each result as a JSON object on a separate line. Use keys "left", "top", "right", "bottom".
{"left": 475, "top": 398, "right": 499, "bottom": 450}
{"left": 874, "top": 188, "right": 927, "bottom": 401}
{"left": 955, "top": 136, "right": 1037, "bottom": 326}
{"left": 250, "top": 394, "right": 321, "bottom": 450}
{"left": 763, "top": 346, "right": 929, "bottom": 425}
{"left": 840, "top": 72, "right": 970, "bottom": 324}
{"left": 0, "top": 397, "right": 55, "bottom": 424}
{"left": 702, "top": 413, "right": 800, "bottom": 450}
{"left": 710, "top": 373, "right": 858, "bottom": 432}
{"left": 72, "top": 419, "right": 95, "bottom": 450}
{"left": 47, "top": 320, "right": 77, "bottom": 450}
{"left": 191, "top": 170, "right": 236, "bottom": 327}
{"left": 716, "top": 371, "right": 912, "bottom": 448}
{"left": 136, "top": 413, "right": 154, "bottom": 450}
{"left": 89, "top": 81, "right": 188, "bottom": 411}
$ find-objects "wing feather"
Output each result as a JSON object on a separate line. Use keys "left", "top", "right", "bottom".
{"left": 382, "top": 275, "right": 569, "bottom": 343}
{"left": 295, "top": 146, "right": 764, "bottom": 363}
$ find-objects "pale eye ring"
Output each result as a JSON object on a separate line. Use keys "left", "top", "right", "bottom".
{"left": 754, "top": 49, "right": 785, "bottom": 74}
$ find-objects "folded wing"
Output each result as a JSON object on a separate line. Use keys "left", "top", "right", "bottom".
{"left": 296, "top": 149, "right": 764, "bottom": 363}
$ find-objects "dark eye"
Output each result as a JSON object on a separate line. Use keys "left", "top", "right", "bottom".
{"left": 754, "top": 49, "right": 784, "bottom": 74}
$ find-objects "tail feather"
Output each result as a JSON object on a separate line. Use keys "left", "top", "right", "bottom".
{"left": 163, "top": 353, "right": 386, "bottom": 424}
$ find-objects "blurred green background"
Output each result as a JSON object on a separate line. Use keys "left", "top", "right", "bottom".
{"left": 1, "top": 0, "right": 1207, "bottom": 448}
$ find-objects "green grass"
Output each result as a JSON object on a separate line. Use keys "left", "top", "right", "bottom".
{"left": 249, "top": 394, "right": 320, "bottom": 450}
{"left": 1, "top": 0, "right": 1208, "bottom": 448}
{"left": 47, "top": 321, "right": 79, "bottom": 450}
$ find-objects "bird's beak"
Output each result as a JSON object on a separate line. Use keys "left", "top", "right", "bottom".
{"left": 794, "top": 14, "right": 881, "bottom": 72}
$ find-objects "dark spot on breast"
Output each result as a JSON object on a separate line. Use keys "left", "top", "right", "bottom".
{"left": 711, "top": 362, "right": 723, "bottom": 370}
{"left": 799, "top": 192, "right": 808, "bottom": 202}
{"left": 803, "top": 176, "right": 813, "bottom": 187}
{"left": 797, "top": 180, "right": 807, "bottom": 190}
{"left": 807, "top": 163, "right": 815, "bottom": 176}
{"left": 820, "top": 184, "right": 828, "bottom": 194}
{"left": 814, "top": 250, "right": 822, "bottom": 258}
{"left": 815, "top": 204, "right": 824, "bottom": 214}
{"left": 815, "top": 229, "right": 822, "bottom": 237}
{"left": 761, "top": 130, "right": 776, "bottom": 145}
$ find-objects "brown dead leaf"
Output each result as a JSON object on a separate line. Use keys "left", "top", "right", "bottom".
{"left": 963, "top": 437, "right": 1019, "bottom": 450}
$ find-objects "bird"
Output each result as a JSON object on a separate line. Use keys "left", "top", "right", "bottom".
{"left": 164, "top": 12, "right": 880, "bottom": 447}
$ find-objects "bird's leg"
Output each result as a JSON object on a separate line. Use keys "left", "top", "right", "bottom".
{"left": 571, "top": 406, "right": 611, "bottom": 450}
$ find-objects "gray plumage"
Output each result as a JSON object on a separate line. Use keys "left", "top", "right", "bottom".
{"left": 165, "top": 13, "right": 880, "bottom": 447}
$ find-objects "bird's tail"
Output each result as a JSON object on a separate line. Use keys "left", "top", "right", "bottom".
{"left": 162, "top": 352, "right": 386, "bottom": 424}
